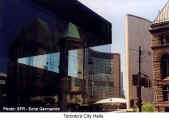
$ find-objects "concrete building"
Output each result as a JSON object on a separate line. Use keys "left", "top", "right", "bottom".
{"left": 125, "top": 14, "right": 153, "bottom": 109}
{"left": 150, "top": 1, "right": 169, "bottom": 112}
{"left": 87, "top": 49, "right": 123, "bottom": 103}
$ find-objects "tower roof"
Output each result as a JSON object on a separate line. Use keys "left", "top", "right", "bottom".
{"left": 154, "top": 0, "right": 169, "bottom": 24}
{"left": 63, "top": 23, "right": 80, "bottom": 39}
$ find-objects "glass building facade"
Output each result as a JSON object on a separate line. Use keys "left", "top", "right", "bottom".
{"left": 1, "top": 0, "right": 112, "bottom": 112}
{"left": 87, "top": 49, "right": 123, "bottom": 103}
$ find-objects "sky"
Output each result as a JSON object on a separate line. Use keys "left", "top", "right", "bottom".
{"left": 79, "top": 0, "right": 168, "bottom": 92}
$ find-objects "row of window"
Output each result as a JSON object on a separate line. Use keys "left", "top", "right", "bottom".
{"left": 89, "top": 58, "right": 112, "bottom": 74}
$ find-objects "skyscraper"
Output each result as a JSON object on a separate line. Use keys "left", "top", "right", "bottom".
{"left": 87, "top": 49, "right": 123, "bottom": 103}
{"left": 125, "top": 14, "right": 153, "bottom": 109}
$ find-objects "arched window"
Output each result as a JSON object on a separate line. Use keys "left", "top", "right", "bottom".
{"left": 161, "top": 54, "right": 169, "bottom": 79}
{"left": 163, "top": 85, "right": 169, "bottom": 101}
{"left": 159, "top": 35, "right": 169, "bottom": 45}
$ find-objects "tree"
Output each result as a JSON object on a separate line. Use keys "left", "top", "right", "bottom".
{"left": 131, "top": 102, "right": 154, "bottom": 112}
{"left": 142, "top": 102, "right": 154, "bottom": 112}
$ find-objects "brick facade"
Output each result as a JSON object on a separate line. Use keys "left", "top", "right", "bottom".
{"left": 150, "top": 23, "right": 169, "bottom": 112}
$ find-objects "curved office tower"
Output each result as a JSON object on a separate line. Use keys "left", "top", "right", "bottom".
{"left": 1, "top": 0, "right": 112, "bottom": 112}
{"left": 87, "top": 49, "right": 124, "bottom": 103}
{"left": 125, "top": 14, "right": 153, "bottom": 109}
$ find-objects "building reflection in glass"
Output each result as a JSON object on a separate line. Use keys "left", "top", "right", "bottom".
{"left": 87, "top": 48, "right": 123, "bottom": 104}
{"left": 1, "top": 0, "right": 112, "bottom": 112}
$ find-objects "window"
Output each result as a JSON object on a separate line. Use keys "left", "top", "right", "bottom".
{"left": 166, "top": 35, "right": 169, "bottom": 44}
{"left": 159, "top": 35, "right": 169, "bottom": 45}
{"left": 160, "top": 36, "right": 164, "bottom": 45}
{"left": 105, "top": 64, "right": 112, "bottom": 74}
{"left": 161, "top": 54, "right": 169, "bottom": 79}
{"left": 75, "top": 78, "right": 81, "bottom": 87}
{"left": 163, "top": 85, "right": 169, "bottom": 101}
